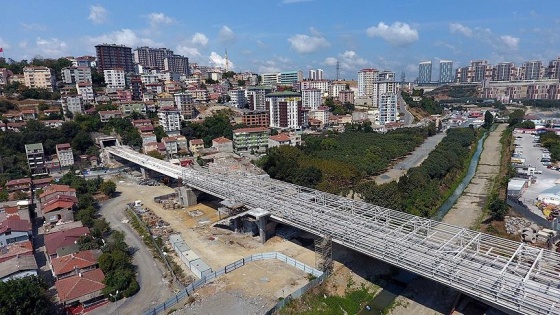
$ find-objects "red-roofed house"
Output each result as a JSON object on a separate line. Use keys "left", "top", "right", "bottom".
{"left": 55, "top": 268, "right": 106, "bottom": 308}
{"left": 51, "top": 250, "right": 101, "bottom": 279}
{"left": 0, "top": 219, "right": 32, "bottom": 247}
{"left": 39, "top": 185, "right": 77, "bottom": 204}
{"left": 0, "top": 240, "right": 33, "bottom": 263}
{"left": 212, "top": 137, "right": 233, "bottom": 153}
{"left": 32, "top": 177, "right": 53, "bottom": 190}
{"left": 44, "top": 227, "right": 90, "bottom": 260}
{"left": 138, "top": 124, "right": 155, "bottom": 133}
{"left": 189, "top": 139, "right": 204, "bottom": 155}
{"left": 5, "top": 178, "right": 32, "bottom": 193}
{"left": 268, "top": 133, "right": 302, "bottom": 149}
{"left": 132, "top": 119, "right": 152, "bottom": 128}
{"left": 98, "top": 110, "right": 122, "bottom": 123}
{"left": 41, "top": 197, "right": 76, "bottom": 224}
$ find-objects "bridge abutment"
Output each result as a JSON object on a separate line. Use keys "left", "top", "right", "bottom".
{"left": 176, "top": 187, "right": 198, "bottom": 207}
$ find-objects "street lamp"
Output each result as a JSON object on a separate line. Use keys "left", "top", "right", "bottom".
{"left": 109, "top": 290, "right": 121, "bottom": 315}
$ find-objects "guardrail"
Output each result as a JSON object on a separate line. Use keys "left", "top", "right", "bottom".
{"left": 142, "top": 252, "right": 324, "bottom": 315}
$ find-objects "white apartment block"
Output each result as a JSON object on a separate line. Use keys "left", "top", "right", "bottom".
{"left": 228, "top": 89, "right": 248, "bottom": 108}
{"left": 55, "top": 143, "right": 74, "bottom": 168}
{"left": 300, "top": 80, "right": 329, "bottom": 96}
{"left": 246, "top": 86, "right": 273, "bottom": 111}
{"left": 23, "top": 66, "right": 56, "bottom": 92}
{"left": 158, "top": 107, "right": 182, "bottom": 135}
{"left": 378, "top": 94, "right": 398, "bottom": 125}
{"left": 103, "top": 69, "right": 126, "bottom": 89}
{"left": 309, "top": 106, "right": 330, "bottom": 126}
{"left": 329, "top": 82, "right": 347, "bottom": 98}
{"left": 76, "top": 82, "right": 94, "bottom": 101}
{"left": 141, "top": 73, "right": 160, "bottom": 85}
{"left": 266, "top": 91, "right": 303, "bottom": 129}
{"left": 61, "top": 67, "right": 92, "bottom": 84}
{"left": 61, "top": 96, "right": 84, "bottom": 116}
{"left": 301, "top": 88, "right": 322, "bottom": 110}
{"left": 261, "top": 73, "right": 280, "bottom": 85}
{"left": 358, "top": 68, "right": 378, "bottom": 97}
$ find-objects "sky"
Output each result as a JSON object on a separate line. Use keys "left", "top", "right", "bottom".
{"left": 1, "top": 0, "right": 559, "bottom": 81}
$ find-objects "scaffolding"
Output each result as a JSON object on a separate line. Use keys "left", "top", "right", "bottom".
{"left": 106, "top": 145, "right": 560, "bottom": 315}
{"left": 314, "top": 235, "right": 333, "bottom": 274}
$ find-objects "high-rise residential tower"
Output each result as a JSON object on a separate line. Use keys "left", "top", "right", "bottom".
{"left": 418, "top": 61, "right": 432, "bottom": 84}
{"left": 95, "top": 44, "right": 134, "bottom": 73}
{"left": 439, "top": 60, "right": 453, "bottom": 84}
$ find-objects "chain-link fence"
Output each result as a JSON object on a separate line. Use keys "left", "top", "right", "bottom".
{"left": 142, "top": 252, "right": 324, "bottom": 315}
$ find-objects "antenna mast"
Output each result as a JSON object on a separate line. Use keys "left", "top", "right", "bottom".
{"left": 225, "top": 48, "right": 229, "bottom": 73}
{"left": 336, "top": 60, "right": 340, "bottom": 81}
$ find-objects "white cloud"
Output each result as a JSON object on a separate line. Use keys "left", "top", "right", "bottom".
{"left": 323, "top": 50, "right": 369, "bottom": 75}
{"left": 499, "top": 35, "right": 520, "bottom": 50}
{"left": 219, "top": 26, "right": 236, "bottom": 44}
{"left": 449, "top": 23, "right": 472, "bottom": 37}
{"left": 36, "top": 37, "right": 68, "bottom": 58}
{"left": 86, "top": 29, "right": 161, "bottom": 47}
{"left": 175, "top": 45, "right": 202, "bottom": 59}
{"left": 0, "top": 37, "right": 11, "bottom": 50}
{"left": 366, "top": 22, "right": 419, "bottom": 47}
{"left": 288, "top": 33, "right": 330, "bottom": 54}
{"left": 191, "top": 33, "right": 208, "bottom": 47}
{"left": 209, "top": 52, "right": 234, "bottom": 69}
{"left": 88, "top": 5, "right": 108, "bottom": 24}
{"left": 146, "top": 12, "right": 174, "bottom": 27}
{"left": 21, "top": 23, "right": 46, "bottom": 31}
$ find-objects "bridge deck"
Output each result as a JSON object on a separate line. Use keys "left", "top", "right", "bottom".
{"left": 106, "top": 146, "right": 560, "bottom": 315}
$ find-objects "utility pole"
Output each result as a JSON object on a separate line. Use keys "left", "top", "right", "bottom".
{"left": 225, "top": 48, "right": 229, "bottom": 73}
{"left": 336, "top": 60, "right": 340, "bottom": 81}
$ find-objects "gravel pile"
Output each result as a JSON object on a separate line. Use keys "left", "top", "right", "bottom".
{"left": 504, "top": 216, "right": 536, "bottom": 234}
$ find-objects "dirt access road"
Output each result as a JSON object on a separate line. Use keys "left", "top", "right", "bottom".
{"left": 89, "top": 181, "right": 175, "bottom": 315}
{"left": 443, "top": 124, "right": 506, "bottom": 228}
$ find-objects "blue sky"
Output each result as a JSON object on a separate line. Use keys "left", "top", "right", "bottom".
{"left": 1, "top": 0, "right": 559, "bottom": 80}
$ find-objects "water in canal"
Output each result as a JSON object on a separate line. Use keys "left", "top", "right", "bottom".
{"left": 431, "top": 131, "right": 488, "bottom": 221}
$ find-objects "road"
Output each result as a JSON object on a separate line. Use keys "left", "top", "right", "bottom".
{"left": 398, "top": 92, "right": 414, "bottom": 125}
{"left": 89, "top": 186, "right": 173, "bottom": 315}
{"left": 374, "top": 132, "right": 446, "bottom": 184}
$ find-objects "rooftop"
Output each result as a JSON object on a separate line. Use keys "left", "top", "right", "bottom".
{"left": 55, "top": 269, "right": 105, "bottom": 303}
{"left": 51, "top": 250, "right": 100, "bottom": 277}
{"left": 24, "top": 143, "right": 43, "bottom": 151}
{"left": 212, "top": 136, "right": 232, "bottom": 144}
{"left": 44, "top": 227, "right": 90, "bottom": 256}
{"left": 56, "top": 143, "right": 72, "bottom": 150}
{"left": 265, "top": 91, "right": 301, "bottom": 97}
{"left": 269, "top": 133, "right": 292, "bottom": 142}
{"left": 5, "top": 178, "right": 32, "bottom": 186}
{"left": 0, "top": 255, "right": 37, "bottom": 279}
{"left": 190, "top": 139, "right": 204, "bottom": 145}
{"left": 233, "top": 127, "right": 269, "bottom": 133}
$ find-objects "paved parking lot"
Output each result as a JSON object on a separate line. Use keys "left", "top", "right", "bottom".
{"left": 513, "top": 132, "right": 557, "bottom": 219}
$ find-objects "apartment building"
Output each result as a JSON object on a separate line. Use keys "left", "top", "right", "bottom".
{"left": 134, "top": 47, "right": 174, "bottom": 70}
{"left": 103, "top": 69, "right": 126, "bottom": 89}
{"left": 266, "top": 91, "right": 304, "bottom": 129}
{"left": 338, "top": 90, "right": 355, "bottom": 104}
{"left": 301, "top": 88, "right": 322, "bottom": 110}
{"left": 98, "top": 110, "right": 123, "bottom": 123}
{"left": 228, "top": 89, "right": 247, "bottom": 108}
{"left": 308, "top": 69, "right": 324, "bottom": 80}
{"left": 439, "top": 60, "right": 454, "bottom": 84}
{"left": 279, "top": 71, "right": 303, "bottom": 85}
{"left": 76, "top": 82, "right": 94, "bottom": 101}
{"left": 95, "top": 44, "right": 134, "bottom": 73}
{"left": 246, "top": 86, "right": 273, "bottom": 111}
{"left": 25, "top": 143, "right": 48, "bottom": 176}
{"left": 232, "top": 127, "right": 269, "bottom": 153}
{"left": 61, "top": 96, "right": 84, "bottom": 116}
{"left": 23, "top": 67, "right": 56, "bottom": 92}
{"left": 61, "top": 67, "right": 92, "bottom": 84}
{"left": 157, "top": 106, "right": 181, "bottom": 136}
{"left": 174, "top": 92, "right": 196, "bottom": 119}
{"left": 378, "top": 94, "right": 399, "bottom": 125}
{"left": 164, "top": 55, "right": 189, "bottom": 75}
{"left": 55, "top": 143, "right": 74, "bottom": 168}
{"left": 418, "top": 61, "right": 432, "bottom": 84}
{"left": 240, "top": 109, "right": 269, "bottom": 127}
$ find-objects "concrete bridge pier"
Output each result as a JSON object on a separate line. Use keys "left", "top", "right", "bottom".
{"left": 248, "top": 208, "right": 271, "bottom": 244}
{"left": 176, "top": 187, "right": 197, "bottom": 207}
{"left": 140, "top": 167, "right": 147, "bottom": 179}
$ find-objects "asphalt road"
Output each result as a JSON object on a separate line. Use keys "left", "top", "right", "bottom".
{"left": 89, "top": 191, "right": 173, "bottom": 315}
{"left": 398, "top": 92, "right": 414, "bottom": 125}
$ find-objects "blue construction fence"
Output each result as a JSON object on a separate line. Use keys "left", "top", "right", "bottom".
{"left": 143, "top": 252, "right": 325, "bottom": 315}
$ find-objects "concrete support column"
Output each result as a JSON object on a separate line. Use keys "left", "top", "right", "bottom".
{"left": 140, "top": 167, "right": 146, "bottom": 179}
{"left": 257, "top": 215, "right": 268, "bottom": 244}
{"left": 177, "top": 187, "right": 197, "bottom": 207}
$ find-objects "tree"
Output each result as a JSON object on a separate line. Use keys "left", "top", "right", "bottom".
{"left": 147, "top": 150, "right": 164, "bottom": 160}
{"left": 72, "top": 130, "right": 94, "bottom": 154}
{"left": 154, "top": 126, "right": 167, "bottom": 142}
{"left": 489, "top": 199, "right": 508, "bottom": 220}
{"left": 0, "top": 276, "right": 51, "bottom": 315}
{"left": 483, "top": 110, "right": 494, "bottom": 129}
{"left": 13, "top": 190, "right": 28, "bottom": 201}
{"left": 100, "top": 180, "right": 117, "bottom": 197}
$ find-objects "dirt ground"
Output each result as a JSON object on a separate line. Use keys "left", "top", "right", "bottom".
{"left": 442, "top": 124, "right": 506, "bottom": 228}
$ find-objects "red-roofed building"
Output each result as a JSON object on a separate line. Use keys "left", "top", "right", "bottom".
{"left": 138, "top": 125, "right": 154, "bottom": 133}
{"left": 212, "top": 137, "right": 233, "bottom": 153}
{"left": 44, "top": 227, "right": 90, "bottom": 260}
{"left": 162, "top": 136, "right": 178, "bottom": 157}
{"left": 189, "top": 139, "right": 204, "bottom": 155}
{"left": 51, "top": 250, "right": 101, "bottom": 279}
{"left": 39, "top": 185, "right": 77, "bottom": 204}
{"left": 55, "top": 268, "right": 106, "bottom": 308}
{"left": 268, "top": 133, "right": 302, "bottom": 149}
{"left": 41, "top": 197, "right": 76, "bottom": 224}
{"left": 5, "top": 178, "right": 32, "bottom": 193}
{"left": 32, "top": 177, "right": 53, "bottom": 190}
{"left": 131, "top": 119, "right": 152, "bottom": 128}
{"left": 0, "top": 218, "right": 32, "bottom": 247}
{"left": 98, "top": 110, "right": 122, "bottom": 123}
{"left": 0, "top": 240, "right": 33, "bottom": 263}
{"left": 2, "top": 121, "right": 27, "bottom": 132}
